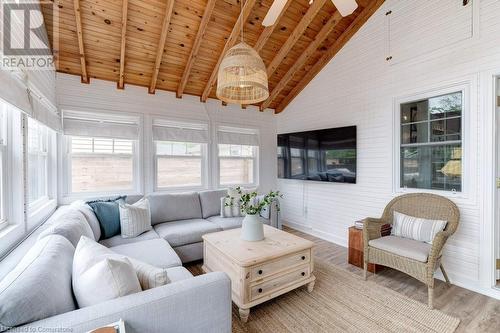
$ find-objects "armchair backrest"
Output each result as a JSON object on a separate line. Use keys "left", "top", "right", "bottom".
{"left": 381, "top": 193, "right": 460, "bottom": 234}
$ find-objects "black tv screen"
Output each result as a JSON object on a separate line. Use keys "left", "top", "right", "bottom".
{"left": 277, "top": 126, "right": 357, "bottom": 183}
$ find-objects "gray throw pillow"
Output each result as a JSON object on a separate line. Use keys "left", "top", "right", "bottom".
{"left": 0, "top": 235, "right": 76, "bottom": 331}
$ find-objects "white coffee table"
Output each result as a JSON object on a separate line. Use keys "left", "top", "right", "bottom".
{"left": 202, "top": 225, "right": 315, "bottom": 322}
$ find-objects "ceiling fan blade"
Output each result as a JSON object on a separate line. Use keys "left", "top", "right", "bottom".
{"left": 331, "top": 0, "right": 358, "bottom": 17}
{"left": 262, "top": 0, "right": 288, "bottom": 27}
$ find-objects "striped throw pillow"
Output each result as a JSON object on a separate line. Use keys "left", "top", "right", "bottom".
{"left": 392, "top": 211, "right": 447, "bottom": 244}
{"left": 119, "top": 198, "right": 152, "bottom": 238}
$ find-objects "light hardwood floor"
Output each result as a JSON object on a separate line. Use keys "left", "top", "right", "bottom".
{"left": 281, "top": 226, "right": 500, "bottom": 333}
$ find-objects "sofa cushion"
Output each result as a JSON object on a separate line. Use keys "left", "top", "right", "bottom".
{"left": 119, "top": 198, "right": 152, "bottom": 238}
{"left": 74, "top": 257, "right": 141, "bottom": 308}
{"left": 109, "top": 239, "right": 181, "bottom": 269}
{"left": 369, "top": 235, "right": 432, "bottom": 263}
{"left": 199, "top": 189, "right": 227, "bottom": 218}
{"left": 87, "top": 196, "right": 126, "bottom": 239}
{"left": 146, "top": 192, "right": 202, "bottom": 225}
{"left": 70, "top": 200, "right": 102, "bottom": 240}
{"left": 38, "top": 209, "right": 95, "bottom": 246}
{"left": 74, "top": 237, "right": 169, "bottom": 292}
{"left": 206, "top": 215, "right": 244, "bottom": 230}
{"left": 99, "top": 229, "right": 160, "bottom": 248}
{"left": 154, "top": 219, "right": 222, "bottom": 247}
{"left": 166, "top": 266, "right": 194, "bottom": 283}
{"left": 0, "top": 235, "right": 75, "bottom": 331}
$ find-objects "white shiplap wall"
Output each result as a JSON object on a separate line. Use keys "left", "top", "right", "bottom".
{"left": 277, "top": 0, "right": 500, "bottom": 295}
{"left": 56, "top": 73, "right": 278, "bottom": 197}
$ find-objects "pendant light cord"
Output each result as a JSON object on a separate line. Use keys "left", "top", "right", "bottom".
{"left": 240, "top": 0, "right": 244, "bottom": 43}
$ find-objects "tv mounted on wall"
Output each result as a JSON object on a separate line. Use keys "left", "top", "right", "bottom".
{"left": 277, "top": 126, "right": 357, "bottom": 183}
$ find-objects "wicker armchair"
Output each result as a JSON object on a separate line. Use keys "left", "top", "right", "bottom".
{"left": 363, "top": 193, "right": 460, "bottom": 309}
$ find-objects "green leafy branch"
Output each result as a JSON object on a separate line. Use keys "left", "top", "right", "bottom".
{"left": 225, "top": 187, "right": 282, "bottom": 215}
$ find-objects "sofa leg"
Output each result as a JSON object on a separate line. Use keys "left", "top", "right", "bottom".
{"left": 428, "top": 286, "right": 434, "bottom": 309}
{"left": 363, "top": 261, "right": 368, "bottom": 281}
{"left": 440, "top": 264, "right": 451, "bottom": 285}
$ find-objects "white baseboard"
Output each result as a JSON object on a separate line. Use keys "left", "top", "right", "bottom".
{"left": 283, "top": 221, "right": 500, "bottom": 301}
{"left": 283, "top": 221, "right": 347, "bottom": 248}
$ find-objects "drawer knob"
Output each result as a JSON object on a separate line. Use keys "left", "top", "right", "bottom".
{"left": 258, "top": 269, "right": 263, "bottom": 275}
{"left": 301, "top": 256, "right": 306, "bottom": 260}
{"left": 301, "top": 272, "right": 305, "bottom": 276}
{"left": 258, "top": 288, "right": 263, "bottom": 293}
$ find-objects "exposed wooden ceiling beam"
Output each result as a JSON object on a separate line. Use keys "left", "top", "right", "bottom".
{"left": 260, "top": 11, "right": 343, "bottom": 111}
{"left": 118, "top": 0, "right": 128, "bottom": 89}
{"left": 266, "top": 0, "right": 327, "bottom": 78}
{"left": 149, "top": 0, "right": 175, "bottom": 94}
{"left": 177, "top": 0, "right": 216, "bottom": 98}
{"left": 200, "top": 0, "right": 257, "bottom": 102}
{"left": 275, "top": 0, "right": 385, "bottom": 114}
{"left": 73, "top": 0, "right": 88, "bottom": 83}
{"left": 253, "top": 0, "right": 293, "bottom": 53}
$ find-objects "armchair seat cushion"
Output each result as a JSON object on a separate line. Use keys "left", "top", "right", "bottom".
{"left": 369, "top": 236, "right": 431, "bottom": 263}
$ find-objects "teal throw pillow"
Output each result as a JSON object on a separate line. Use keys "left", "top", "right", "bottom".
{"left": 87, "top": 196, "right": 126, "bottom": 239}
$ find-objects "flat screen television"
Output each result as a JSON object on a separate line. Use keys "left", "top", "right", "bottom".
{"left": 277, "top": 126, "right": 357, "bottom": 183}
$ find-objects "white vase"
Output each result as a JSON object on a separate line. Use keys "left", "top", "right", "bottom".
{"left": 241, "top": 213, "right": 264, "bottom": 241}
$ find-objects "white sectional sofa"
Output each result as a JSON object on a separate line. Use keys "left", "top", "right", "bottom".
{"left": 0, "top": 189, "right": 280, "bottom": 333}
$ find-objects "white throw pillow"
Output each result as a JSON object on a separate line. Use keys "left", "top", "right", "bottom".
{"left": 119, "top": 198, "right": 152, "bottom": 238}
{"left": 392, "top": 211, "right": 447, "bottom": 244}
{"left": 74, "top": 257, "right": 141, "bottom": 308}
{"left": 73, "top": 236, "right": 169, "bottom": 292}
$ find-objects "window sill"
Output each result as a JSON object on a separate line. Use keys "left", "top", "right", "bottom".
{"left": 60, "top": 191, "right": 141, "bottom": 205}
{"left": 395, "top": 187, "right": 467, "bottom": 200}
{"left": 0, "top": 224, "right": 19, "bottom": 239}
{"left": 28, "top": 199, "right": 57, "bottom": 229}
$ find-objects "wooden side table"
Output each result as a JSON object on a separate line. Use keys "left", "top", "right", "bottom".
{"left": 348, "top": 226, "right": 383, "bottom": 273}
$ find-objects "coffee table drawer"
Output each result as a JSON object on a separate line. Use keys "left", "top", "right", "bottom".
{"left": 250, "top": 249, "right": 310, "bottom": 281}
{"left": 250, "top": 264, "right": 310, "bottom": 301}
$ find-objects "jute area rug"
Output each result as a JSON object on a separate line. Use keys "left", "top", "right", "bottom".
{"left": 189, "top": 260, "right": 460, "bottom": 333}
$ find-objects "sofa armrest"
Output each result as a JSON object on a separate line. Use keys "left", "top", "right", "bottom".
{"left": 14, "top": 272, "right": 231, "bottom": 333}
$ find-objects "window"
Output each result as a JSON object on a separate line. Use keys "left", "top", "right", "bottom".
{"left": 68, "top": 136, "right": 135, "bottom": 193}
{"left": 152, "top": 119, "right": 208, "bottom": 190}
{"left": 218, "top": 144, "right": 257, "bottom": 185}
{"left": 27, "top": 118, "right": 50, "bottom": 208}
{"left": 400, "top": 91, "right": 462, "bottom": 192}
{"left": 0, "top": 106, "right": 7, "bottom": 228}
{"left": 155, "top": 141, "right": 205, "bottom": 189}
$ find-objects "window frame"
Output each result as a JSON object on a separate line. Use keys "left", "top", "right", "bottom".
{"left": 0, "top": 104, "right": 9, "bottom": 231}
{"left": 153, "top": 140, "right": 208, "bottom": 192}
{"left": 26, "top": 118, "right": 51, "bottom": 214}
{"left": 62, "top": 135, "right": 141, "bottom": 199}
{"left": 393, "top": 83, "right": 470, "bottom": 197}
{"left": 217, "top": 143, "right": 259, "bottom": 188}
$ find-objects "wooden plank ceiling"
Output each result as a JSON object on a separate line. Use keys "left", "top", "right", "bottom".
{"left": 41, "top": 0, "right": 384, "bottom": 113}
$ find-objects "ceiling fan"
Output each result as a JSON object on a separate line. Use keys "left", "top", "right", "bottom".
{"left": 262, "top": 0, "right": 358, "bottom": 27}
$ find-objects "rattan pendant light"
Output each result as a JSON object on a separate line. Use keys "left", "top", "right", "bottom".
{"left": 216, "top": 0, "right": 269, "bottom": 105}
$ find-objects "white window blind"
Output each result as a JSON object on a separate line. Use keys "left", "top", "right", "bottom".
{"left": 152, "top": 119, "right": 208, "bottom": 143}
{"left": 63, "top": 110, "right": 140, "bottom": 140}
{"left": 0, "top": 70, "right": 61, "bottom": 132}
{"left": 217, "top": 126, "right": 259, "bottom": 146}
